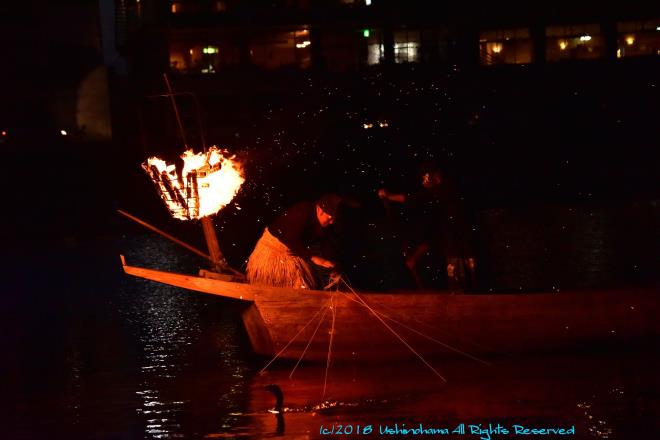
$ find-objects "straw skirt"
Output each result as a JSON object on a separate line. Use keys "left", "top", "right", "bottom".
{"left": 246, "top": 228, "right": 316, "bottom": 289}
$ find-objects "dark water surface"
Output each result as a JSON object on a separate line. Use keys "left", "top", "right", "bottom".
{"left": 2, "top": 232, "right": 658, "bottom": 439}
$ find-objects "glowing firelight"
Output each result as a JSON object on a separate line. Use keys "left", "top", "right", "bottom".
{"left": 142, "top": 147, "right": 245, "bottom": 220}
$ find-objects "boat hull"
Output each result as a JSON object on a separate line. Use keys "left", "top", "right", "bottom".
{"left": 121, "top": 257, "right": 659, "bottom": 362}
{"left": 246, "top": 287, "right": 658, "bottom": 362}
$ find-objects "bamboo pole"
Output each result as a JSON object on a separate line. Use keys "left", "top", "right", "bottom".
{"left": 155, "top": 75, "right": 241, "bottom": 277}
{"left": 117, "top": 209, "right": 245, "bottom": 278}
{"left": 163, "top": 73, "right": 189, "bottom": 149}
{"left": 118, "top": 209, "right": 213, "bottom": 261}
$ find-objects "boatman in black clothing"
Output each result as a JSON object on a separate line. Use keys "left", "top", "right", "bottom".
{"left": 246, "top": 193, "right": 341, "bottom": 289}
{"left": 378, "top": 166, "right": 476, "bottom": 291}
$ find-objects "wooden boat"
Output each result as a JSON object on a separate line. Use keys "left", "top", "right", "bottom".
{"left": 120, "top": 255, "right": 659, "bottom": 362}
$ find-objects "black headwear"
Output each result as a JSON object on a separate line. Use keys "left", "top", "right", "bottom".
{"left": 317, "top": 193, "right": 342, "bottom": 217}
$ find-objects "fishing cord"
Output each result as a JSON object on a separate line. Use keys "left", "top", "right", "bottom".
{"left": 259, "top": 297, "right": 333, "bottom": 374}
{"left": 353, "top": 286, "right": 493, "bottom": 352}
{"left": 289, "top": 299, "right": 332, "bottom": 379}
{"left": 338, "top": 286, "right": 490, "bottom": 366}
{"left": 338, "top": 277, "right": 447, "bottom": 383}
{"left": 323, "top": 290, "right": 337, "bottom": 400}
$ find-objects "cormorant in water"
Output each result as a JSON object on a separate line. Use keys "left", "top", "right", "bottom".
{"left": 264, "top": 384, "right": 285, "bottom": 435}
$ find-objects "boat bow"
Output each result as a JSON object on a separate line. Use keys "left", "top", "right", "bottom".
{"left": 120, "top": 255, "right": 255, "bottom": 302}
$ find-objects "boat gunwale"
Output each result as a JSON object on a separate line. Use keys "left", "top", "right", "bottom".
{"left": 120, "top": 255, "right": 655, "bottom": 301}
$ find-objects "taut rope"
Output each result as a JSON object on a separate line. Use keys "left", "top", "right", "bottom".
{"left": 323, "top": 291, "right": 337, "bottom": 399}
{"left": 339, "top": 278, "right": 447, "bottom": 383}
{"left": 289, "top": 301, "right": 332, "bottom": 379}
{"left": 338, "top": 286, "right": 490, "bottom": 365}
{"left": 259, "top": 298, "right": 332, "bottom": 374}
{"left": 357, "top": 288, "right": 493, "bottom": 352}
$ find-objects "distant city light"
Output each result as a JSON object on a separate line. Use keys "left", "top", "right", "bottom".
{"left": 362, "top": 123, "right": 373, "bottom": 129}
{"left": 625, "top": 35, "right": 635, "bottom": 45}
{"left": 559, "top": 40, "right": 568, "bottom": 50}
{"left": 491, "top": 43, "right": 503, "bottom": 54}
{"left": 579, "top": 35, "right": 592, "bottom": 42}
{"left": 363, "top": 29, "right": 370, "bottom": 38}
{"left": 60, "top": 130, "right": 68, "bottom": 136}
{"left": 295, "top": 40, "right": 311, "bottom": 49}
{"left": 657, "top": 26, "right": 660, "bottom": 31}
{"left": 201, "top": 64, "right": 216, "bottom": 74}
{"left": 365, "top": 0, "right": 372, "bottom": 5}
{"left": 379, "top": 121, "right": 389, "bottom": 128}
{"left": 617, "top": 49, "right": 622, "bottom": 58}
{"left": 203, "top": 47, "right": 218, "bottom": 54}
{"left": 1, "top": 131, "right": 6, "bottom": 136}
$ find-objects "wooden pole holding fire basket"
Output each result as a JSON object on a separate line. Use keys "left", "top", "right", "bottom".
{"left": 163, "top": 73, "right": 230, "bottom": 275}
{"left": 201, "top": 216, "right": 226, "bottom": 272}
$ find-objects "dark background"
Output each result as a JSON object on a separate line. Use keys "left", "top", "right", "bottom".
{"left": 1, "top": 3, "right": 658, "bottom": 438}
{"left": 2, "top": 0, "right": 659, "bottom": 290}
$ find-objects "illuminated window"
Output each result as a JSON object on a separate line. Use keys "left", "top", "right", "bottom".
{"left": 170, "top": 48, "right": 186, "bottom": 71}
{"left": 294, "top": 29, "right": 312, "bottom": 69}
{"left": 185, "top": 46, "right": 215, "bottom": 73}
{"left": 394, "top": 30, "right": 420, "bottom": 63}
{"left": 366, "top": 29, "right": 384, "bottom": 65}
{"left": 546, "top": 24, "right": 603, "bottom": 61}
{"left": 249, "top": 28, "right": 311, "bottom": 69}
{"left": 617, "top": 20, "right": 660, "bottom": 58}
{"left": 479, "top": 28, "right": 532, "bottom": 65}
{"left": 169, "top": 41, "right": 240, "bottom": 74}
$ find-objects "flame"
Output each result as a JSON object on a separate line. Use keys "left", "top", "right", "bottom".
{"left": 142, "top": 147, "right": 244, "bottom": 220}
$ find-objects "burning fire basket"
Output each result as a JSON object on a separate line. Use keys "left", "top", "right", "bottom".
{"left": 142, "top": 147, "right": 244, "bottom": 221}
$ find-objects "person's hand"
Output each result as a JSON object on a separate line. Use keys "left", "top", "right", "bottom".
{"left": 324, "top": 270, "right": 342, "bottom": 290}
{"left": 405, "top": 256, "right": 416, "bottom": 271}
{"left": 311, "top": 256, "right": 335, "bottom": 269}
{"left": 378, "top": 189, "right": 405, "bottom": 203}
